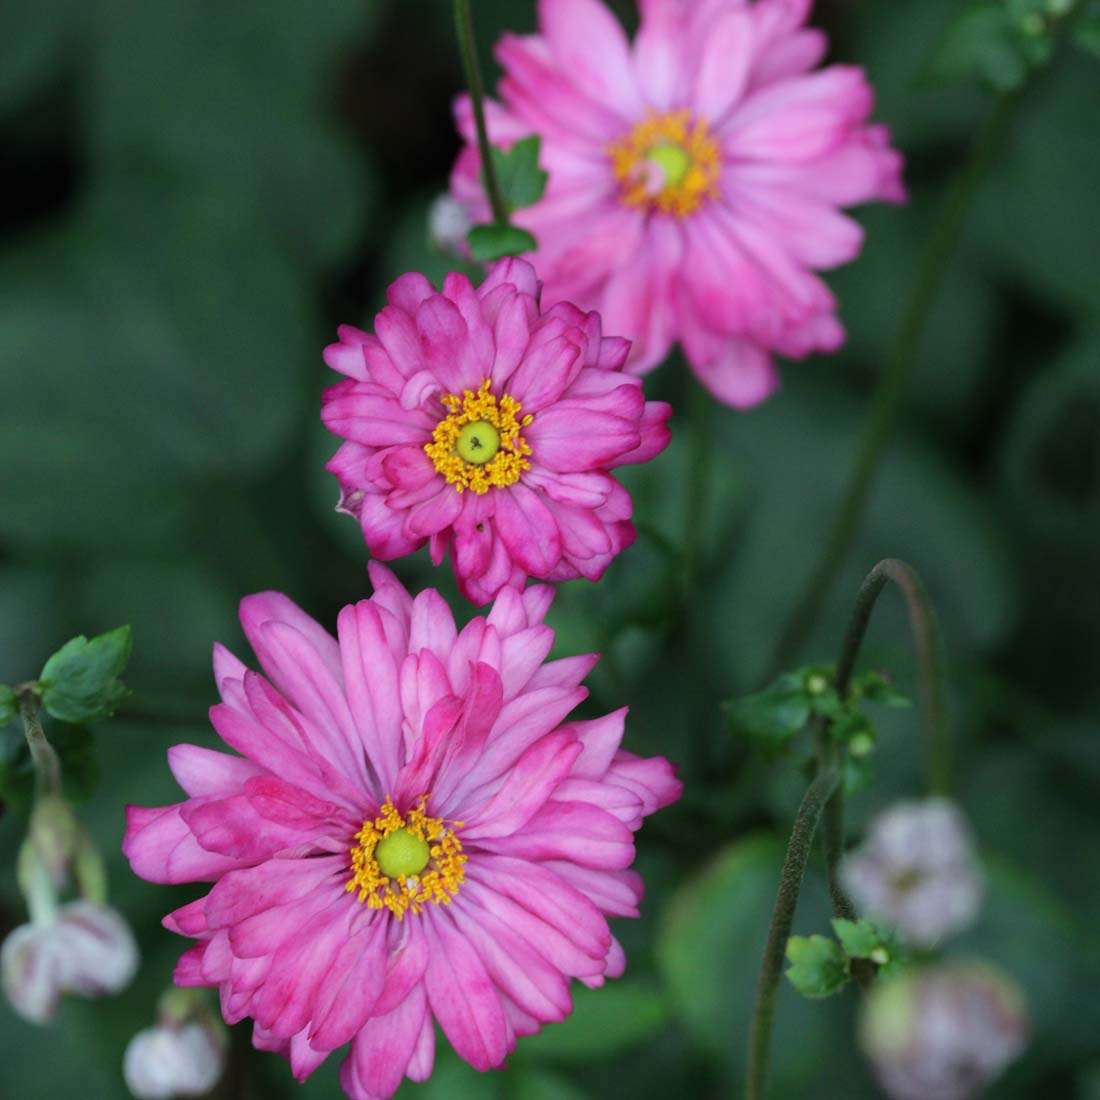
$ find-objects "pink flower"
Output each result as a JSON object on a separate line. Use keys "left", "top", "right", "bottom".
{"left": 450, "top": 0, "right": 905, "bottom": 408}
{"left": 320, "top": 258, "right": 671, "bottom": 606}
{"left": 122, "top": 566, "right": 681, "bottom": 1100}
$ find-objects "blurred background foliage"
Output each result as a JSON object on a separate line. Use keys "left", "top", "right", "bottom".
{"left": 1, "top": 0, "right": 1099, "bottom": 1097}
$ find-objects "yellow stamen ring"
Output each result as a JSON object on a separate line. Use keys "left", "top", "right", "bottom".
{"left": 608, "top": 110, "right": 721, "bottom": 218}
{"left": 346, "top": 796, "right": 466, "bottom": 920}
{"left": 424, "top": 378, "right": 533, "bottom": 495}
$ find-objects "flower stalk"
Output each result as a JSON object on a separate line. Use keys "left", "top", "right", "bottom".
{"left": 454, "top": 0, "right": 509, "bottom": 227}
{"left": 17, "top": 689, "right": 62, "bottom": 799}
{"left": 745, "top": 765, "right": 840, "bottom": 1100}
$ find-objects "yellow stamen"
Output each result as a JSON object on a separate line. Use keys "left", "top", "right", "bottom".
{"left": 424, "top": 378, "right": 533, "bottom": 495}
{"left": 345, "top": 796, "right": 466, "bottom": 920}
{"left": 608, "top": 110, "right": 721, "bottom": 218}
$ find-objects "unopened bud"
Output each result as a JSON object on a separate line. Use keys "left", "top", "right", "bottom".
{"left": 428, "top": 193, "right": 473, "bottom": 256}
{"left": 1, "top": 923, "right": 67, "bottom": 1024}
{"left": 0, "top": 901, "right": 138, "bottom": 1024}
{"left": 124, "top": 1020, "right": 227, "bottom": 1099}
{"left": 860, "top": 961, "right": 1028, "bottom": 1100}
{"left": 26, "top": 796, "right": 80, "bottom": 886}
{"left": 841, "top": 798, "right": 983, "bottom": 947}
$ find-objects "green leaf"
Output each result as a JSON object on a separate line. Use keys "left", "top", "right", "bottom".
{"left": 831, "top": 918, "right": 881, "bottom": 959}
{"left": 489, "top": 136, "right": 549, "bottom": 212}
{"left": 39, "top": 626, "right": 132, "bottom": 723}
{"left": 0, "top": 685, "right": 15, "bottom": 727}
{"left": 726, "top": 674, "right": 812, "bottom": 755}
{"left": 467, "top": 223, "right": 538, "bottom": 262}
{"left": 856, "top": 669, "right": 912, "bottom": 708}
{"left": 518, "top": 981, "right": 667, "bottom": 1061}
{"left": 784, "top": 935, "right": 850, "bottom": 998}
{"left": 843, "top": 752, "right": 875, "bottom": 797}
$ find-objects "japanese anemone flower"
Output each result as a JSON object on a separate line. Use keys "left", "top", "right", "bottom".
{"left": 122, "top": 565, "right": 681, "bottom": 1100}
{"left": 450, "top": 0, "right": 906, "bottom": 407}
{"left": 321, "top": 257, "right": 671, "bottom": 606}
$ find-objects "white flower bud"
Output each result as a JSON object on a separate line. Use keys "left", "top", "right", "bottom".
{"left": 860, "top": 961, "right": 1028, "bottom": 1100}
{"left": 124, "top": 1021, "right": 226, "bottom": 1099}
{"left": 428, "top": 192, "right": 472, "bottom": 256}
{"left": 1, "top": 923, "right": 68, "bottom": 1024}
{"left": 1, "top": 901, "right": 138, "bottom": 1024}
{"left": 56, "top": 900, "right": 139, "bottom": 996}
{"left": 841, "top": 797, "right": 983, "bottom": 946}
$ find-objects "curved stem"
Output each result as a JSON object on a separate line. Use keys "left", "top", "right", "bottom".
{"left": 745, "top": 766, "right": 840, "bottom": 1100}
{"left": 835, "top": 558, "right": 950, "bottom": 795}
{"left": 763, "top": 94, "right": 1016, "bottom": 681}
{"left": 17, "top": 692, "right": 61, "bottom": 798}
{"left": 454, "top": 0, "right": 509, "bottom": 226}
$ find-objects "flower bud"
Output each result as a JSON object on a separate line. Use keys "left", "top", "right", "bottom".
{"left": 428, "top": 192, "right": 472, "bottom": 256}
{"left": 1, "top": 923, "right": 67, "bottom": 1024}
{"left": 124, "top": 1021, "right": 226, "bottom": 1099}
{"left": 0, "top": 901, "right": 138, "bottom": 1024}
{"left": 841, "top": 797, "right": 983, "bottom": 946}
{"left": 57, "top": 900, "right": 140, "bottom": 996}
{"left": 860, "top": 961, "right": 1028, "bottom": 1100}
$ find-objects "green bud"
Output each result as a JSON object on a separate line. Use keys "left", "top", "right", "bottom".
{"left": 785, "top": 934, "right": 849, "bottom": 998}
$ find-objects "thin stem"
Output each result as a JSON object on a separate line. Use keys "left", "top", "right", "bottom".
{"left": 454, "top": 0, "right": 509, "bottom": 226}
{"left": 18, "top": 691, "right": 62, "bottom": 798}
{"left": 745, "top": 766, "right": 840, "bottom": 1100}
{"left": 835, "top": 558, "right": 950, "bottom": 795}
{"left": 764, "top": 94, "right": 1016, "bottom": 681}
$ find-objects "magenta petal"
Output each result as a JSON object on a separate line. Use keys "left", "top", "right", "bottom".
{"left": 341, "top": 985, "right": 428, "bottom": 1100}
{"left": 494, "top": 484, "right": 563, "bottom": 576}
{"left": 422, "top": 911, "right": 511, "bottom": 1071}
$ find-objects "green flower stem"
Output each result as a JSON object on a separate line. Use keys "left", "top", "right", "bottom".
{"left": 835, "top": 558, "right": 950, "bottom": 795}
{"left": 763, "top": 94, "right": 1016, "bottom": 683}
{"left": 454, "top": 0, "right": 509, "bottom": 227}
{"left": 17, "top": 690, "right": 61, "bottom": 798}
{"left": 745, "top": 765, "right": 840, "bottom": 1100}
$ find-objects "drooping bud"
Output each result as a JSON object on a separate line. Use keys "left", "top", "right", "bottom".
{"left": 0, "top": 901, "right": 138, "bottom": 1024}
{"left": 56, "top": 900, "right": 140, "bottom": 996}
{"left": 841, "top": 797, "right": 983, "bottom": 947}
{"left": 124, "top": 1019, "right": 227, "bottom": 1098}
{"left": 1, "top": 923, "right": 68, "bottom": 1024}
{"left": 428, "top": 192, "right": 472, "bottom": 256}
{"left": 860, "top": 961, "right": 1028, "bottom": 1100}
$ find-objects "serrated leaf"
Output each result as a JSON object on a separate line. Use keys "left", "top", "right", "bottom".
{"left": 39, "top": 625, "right": 132, "bottom": 723}
{"left": 0, "top": 685, "right": 15, "bottom": 726}
{"left": 784, "top": 935, "right": 849, "bottom": 998}
{"left": 727, "top": 676, "right": 812, "bottom": 755}
{"left": 831, "top": 918, "right": 882, "bottom": 959}
{"left": 467, "top": 222, "right": 538, "bottom": 262}
{"left": 857, "top": 669, "right": 912, "bottom": 708}
{"left": 488, "top": 136, "right": 549, "bottom": 212}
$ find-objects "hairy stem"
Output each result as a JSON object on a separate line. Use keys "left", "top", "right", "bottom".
{"left": 454, "top": 0, "right": 509, "bottom": 226}
{"left": 18, "top": 691, "right": 62, "bottom": 798}
{"left": 745, "top": 766, "right": 841, "bottom": 1100}
{"left": 763, "top": 95, "right": 1016, "bottom": 681}
{"left": 835, "top": 558, "right": 950, "bottom": 794}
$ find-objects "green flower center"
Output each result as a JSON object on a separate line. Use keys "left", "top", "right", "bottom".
{"left": 454, "top": 420, "right": 501, "bottom": 465}
{"left": 646, "top": 142, "right": 692, "bottom": 188}
{"left": 374, "top": 828, "right": 431, "bottom": 878}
